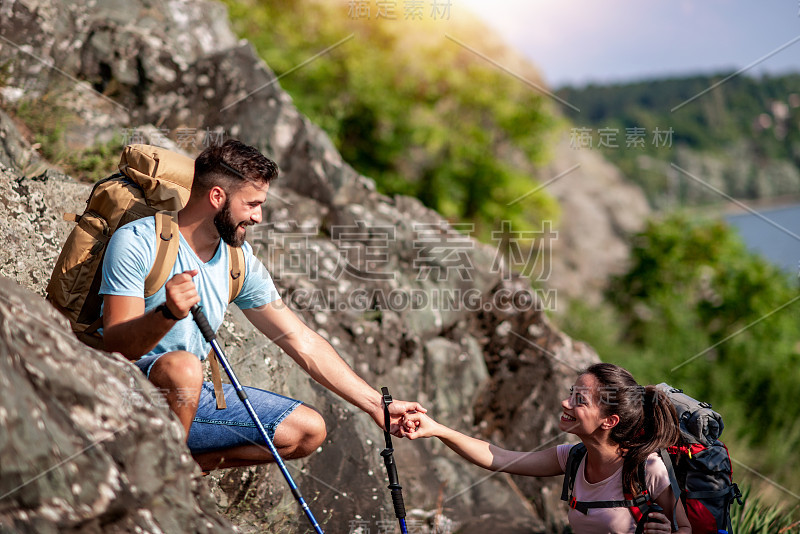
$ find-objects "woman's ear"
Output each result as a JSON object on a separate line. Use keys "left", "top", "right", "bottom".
{"left": 601, "top": 414, "right": 620, "bottom": 430}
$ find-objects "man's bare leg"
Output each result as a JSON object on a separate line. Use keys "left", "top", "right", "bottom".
{"left": 192, "top": 404, "right": 327, "bottom": 471}
{"left": 148, "top": 351, "right": 203, "bottom": 435}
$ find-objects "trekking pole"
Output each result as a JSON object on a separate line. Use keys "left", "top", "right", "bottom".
{"left": 190, "top": 304, "right": 324, "bottom": 534}
{"left": 380, "top": 387, "right": 408, "bottom": 534}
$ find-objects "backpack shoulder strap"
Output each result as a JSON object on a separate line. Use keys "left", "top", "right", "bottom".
{"left": 227, "top": 244, "right": 245, "bottom": 303}
{"left": 630, "top": 461, "right": 653, "bottom": 534}
{"left": 205, "top": 243, "right": 246, "bottom": 411}
{"left": 632, "top": 449, "right": 681, "bottom": 534}
{"left": 145, "top": 211, "right": 180, "bottom": 297}
{"left": 561, "top": 444, "right": 651, "bottom": 518}
{"left": 561, "top": 443, "right": 587, "bottom": 503}
{"left": 659, "top": 448, "right": 681, "bottom": 532}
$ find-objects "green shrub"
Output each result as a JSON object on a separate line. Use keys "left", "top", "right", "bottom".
{"left": 221, "top": 0, "right": 558, "bottom": 237}
{"left": 731, "top": 484, "right": 800, "bottom": 534}
{"left": 562, "top": 212, "right": 800, "bottom": 506}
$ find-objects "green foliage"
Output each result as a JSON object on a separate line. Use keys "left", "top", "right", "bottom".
{"left": 563, "top": 213, "right": 800, "bottom": 501}
{"left": 557, "top": 73, "right": 800, "bottom": 207}
{"left": 64, "top": 137, "right": 125, "bottom": 182}
{"left": 221, "top": 0, "right": 558, "bottom": 236}
{"left": 607, "top": 213, "right": 800, "bottom": 443}
{"left": 14, "top": 93, "right": 122, "bottom": 182}
{"left": 0, "top": 59, "right": 12, "bottom": 88}
{"left": 15, "top": 93, "right": 72, "bottom": 160}
{"left": 731, "top": 484, "right": 800, "bottom": 534}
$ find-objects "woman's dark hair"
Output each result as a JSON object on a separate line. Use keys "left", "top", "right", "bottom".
{"left": 583, "top": 363, "right": 681, "bottom": 494}
{"left": 192, "top": 139, "right": 278, "bottom": 196}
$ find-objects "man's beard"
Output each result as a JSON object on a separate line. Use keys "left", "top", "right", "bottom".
{"left": 214, "top": 199, "right": 248, "bottom": 247}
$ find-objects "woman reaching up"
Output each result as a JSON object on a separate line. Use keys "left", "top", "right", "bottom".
{"left": 403, "top": 363, "right": 691, "bottom": 533}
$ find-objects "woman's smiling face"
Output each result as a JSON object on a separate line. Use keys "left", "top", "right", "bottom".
{"left": 559, "top": 373, "right": 613, "bottom": 437}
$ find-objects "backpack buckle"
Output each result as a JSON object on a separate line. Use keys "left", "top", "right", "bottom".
{"left": 732, "top": 483, "right": 743, "bottom": 506}
{"left": 569, "top": 497, "right": 577, "bottom": 509}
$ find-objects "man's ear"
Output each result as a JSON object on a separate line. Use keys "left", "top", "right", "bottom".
{"left": 601, "top": 414, "right": 620, "bottom": 430}
{"left": 208, "top": 186, "right": 227, "bottom": 209}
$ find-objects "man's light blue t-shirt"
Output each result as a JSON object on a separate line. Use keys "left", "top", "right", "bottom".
{"left": 99, "top": 216, "right": 280, "bottom": 360}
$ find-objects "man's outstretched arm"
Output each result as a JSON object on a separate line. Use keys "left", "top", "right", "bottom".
{"left": 242, "top": 300, "right": 425, "bottom": 435}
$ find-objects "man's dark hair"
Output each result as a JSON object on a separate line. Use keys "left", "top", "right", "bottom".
{"left": 192, "top": 139, "right": 278, "bottom": 196}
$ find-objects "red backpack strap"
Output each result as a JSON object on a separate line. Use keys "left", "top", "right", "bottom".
{"left": 629, "top": 461, "right": 652, "bottom": 534}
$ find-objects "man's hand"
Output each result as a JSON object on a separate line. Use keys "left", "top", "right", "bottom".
{"left": 103, "top": 271, "right": 196, "bottom": 359}
{"left": 164, "top": 269, "right": 200, "bottom": 319}
{"left": 371, "top": 399, "right": 427, "bottom": 438}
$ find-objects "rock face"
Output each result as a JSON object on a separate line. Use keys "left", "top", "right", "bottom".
{"left": 0, "top": 276, "right": 231, "bottom": 533}
{"left": 541, "top": 137, "right": 651, "bottom": 305}
{"left": 0, "top": 0, "right": 605, "bottom": 532}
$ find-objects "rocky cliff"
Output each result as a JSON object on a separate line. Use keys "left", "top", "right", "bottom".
{"left": 0, "top": 1, "right": 602, "bottom": 532}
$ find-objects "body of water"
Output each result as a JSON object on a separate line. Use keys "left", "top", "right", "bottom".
{"left": 725, "top": 203, "right": 800, "bottom": 275}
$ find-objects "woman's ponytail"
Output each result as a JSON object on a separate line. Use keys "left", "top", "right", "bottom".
{"left": 619, "top": 386, "right": 681, "bottom": 494}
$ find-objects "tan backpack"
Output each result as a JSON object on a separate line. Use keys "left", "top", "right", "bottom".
{"left": 46, "top": 144, "right": 241, "bottom": 408}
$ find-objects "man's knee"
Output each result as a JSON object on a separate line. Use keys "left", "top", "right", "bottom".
{"left": 150, "top": 351, "right": 203, "bottom": 388}
{"left": 300, "top": 407, "right": 327, "bottom": 455}
{"left": 279, "top": 405, "right": 327, "bottom": 458}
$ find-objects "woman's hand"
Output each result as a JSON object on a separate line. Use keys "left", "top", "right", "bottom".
{"left": 643, "top": 512, "right": 672, "bottom": 534}
{"left": 401, "top": 412, "right": 441, "bottom": 440}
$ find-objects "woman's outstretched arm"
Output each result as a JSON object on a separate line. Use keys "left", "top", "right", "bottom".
{"left": 403, "top": 412, "right": 563, "bottom": 477}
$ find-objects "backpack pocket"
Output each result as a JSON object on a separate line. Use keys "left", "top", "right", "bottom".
{"left": 47, "top": 212, "right": 110, "bottom": 314}
{"left": 682, "top": 443, "right": 736, "bottom": 533}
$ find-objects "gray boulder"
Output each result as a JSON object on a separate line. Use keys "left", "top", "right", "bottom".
{"left": 0, "top": 275, "right": 231, "bottom": 533}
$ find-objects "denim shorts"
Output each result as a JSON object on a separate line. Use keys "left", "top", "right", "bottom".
{"left": 135, "top": 354, "right": 301, "bottom": 454}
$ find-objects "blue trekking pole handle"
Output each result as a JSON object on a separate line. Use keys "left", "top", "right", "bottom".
{"left": 381, "top": 387, "right": 408, "bottom": 534}
{"left": 190, "top": 304, "right": 324, "bottom": 534}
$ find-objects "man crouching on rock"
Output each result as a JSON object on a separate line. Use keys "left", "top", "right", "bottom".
{"left": 100, "top": 139, "right": 425, "bottom": 471}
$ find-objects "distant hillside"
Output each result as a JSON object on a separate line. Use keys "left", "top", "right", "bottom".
{"left": 557, "top": 73, "right": 800, "bottom": 208}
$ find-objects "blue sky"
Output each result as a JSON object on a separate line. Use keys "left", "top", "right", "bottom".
{"left": 457, "top": 0, "right": 800, "bottom": 87}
